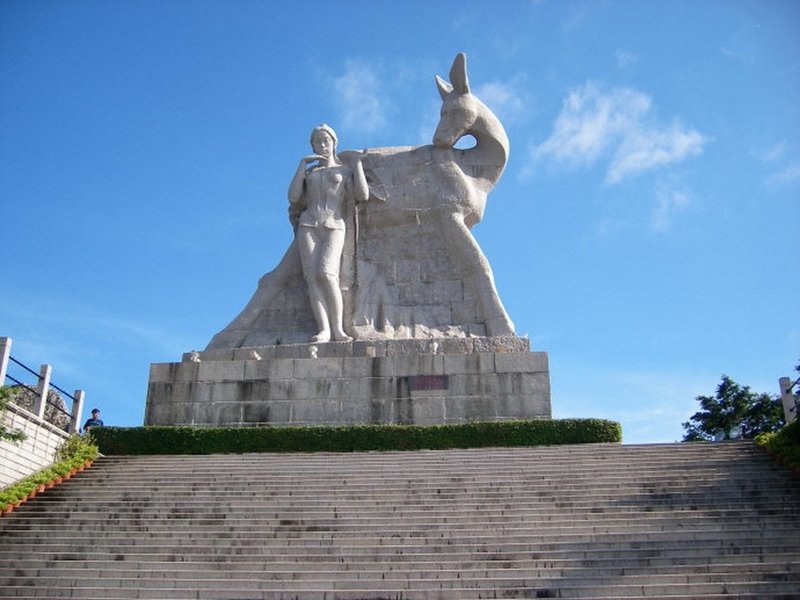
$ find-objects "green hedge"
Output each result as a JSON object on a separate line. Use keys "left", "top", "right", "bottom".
{"left": 756, "top": 418, "right": 800, "bottom": 472}
{"left": 90, "top": 418, "right": 622, "bottom": 455}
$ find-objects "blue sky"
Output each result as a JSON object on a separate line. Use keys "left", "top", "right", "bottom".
{"left": 1, "top": 1, "right": 798, "bottom": 443}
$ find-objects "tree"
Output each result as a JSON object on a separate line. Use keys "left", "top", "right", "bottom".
{"left": 0, "top": 386, "right": 27, "bottom": 444}
{"left": 682, "top": 374, "right": 785, "bottom": 442}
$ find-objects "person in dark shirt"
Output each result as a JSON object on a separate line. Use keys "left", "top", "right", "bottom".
{"left": 83, "top": 408, "right": 104, "bottom": 432}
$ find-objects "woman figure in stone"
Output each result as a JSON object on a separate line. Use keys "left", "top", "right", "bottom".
{"left": 288, "top": 124, "right": 369, "bottom": 343}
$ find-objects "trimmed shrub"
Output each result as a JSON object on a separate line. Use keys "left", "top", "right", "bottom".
{"left": 90, "top": 418, "right": 622, "bottom": 455}
{"left": 756, "top": 419, "right": 800, "bottom": 472}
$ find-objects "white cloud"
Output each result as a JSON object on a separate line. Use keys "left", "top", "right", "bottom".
{"left": 766, "top": 161, "right": 800, "bottom": 188}
{"left": 476, "top": 78, "right": 528, "bottom": 124}
{"left": 0, "top": 295, "right": 190, "bottom": 363}
{"left": 615, "top": 49, "right": 639, "bottom": 70}
{"left": 751, "top": 142, "right": 799, "bottom": 188}
{"left": 533, "top": 83, "right": 651, "bottom": 166}
{"left": 331, "top": 60, "right": 388, "bottom": 135}
{"left": 592, "top": 217, "right": 628, "bottom": 238}
{"left": 531, "top": 82, "right": 707, "bottom": 183}
{"left": 753, "top": 142, "right": 787, "bottom": 164}
{"left": 552, "top": 364, "right": 711, "bottom": 444}
{"left": 651, "top": 185, "right": 690, "bottom": 233}
{"left": 608, "top": 122, "right": 705, "bottom": 183}
{"left": 720, "top": 45, "right": 755, "bottom": 66}
{"left": 561, "top": 2, "right": 590, "bottom": 31}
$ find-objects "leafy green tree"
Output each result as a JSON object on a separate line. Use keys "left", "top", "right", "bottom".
{"left": 0, "top": 386, "right": 27, "bottom": 444}
{"left": 682, "top": 375, "right": 785, "bottom": 441}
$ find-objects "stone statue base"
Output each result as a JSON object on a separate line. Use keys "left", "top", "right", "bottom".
{"left": 144, "top": 336, "right": 550, "bottom": 427}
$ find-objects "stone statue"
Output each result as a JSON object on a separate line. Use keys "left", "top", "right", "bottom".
{"left": 148, "top": 53, "right": 552, "bottom": 431}
{"left": 289, "top": 124, "right": 369, "bottom": 342}
{"left": 206, "top": 53, "right": 514, "bottom": 349}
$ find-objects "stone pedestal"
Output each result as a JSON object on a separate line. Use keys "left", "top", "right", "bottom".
{"left": 144, "top": 336, "right": 550, "bottom": 427}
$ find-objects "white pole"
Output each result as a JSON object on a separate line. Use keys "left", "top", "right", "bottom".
{"left": 0, "top": 337, "right": 11, "bottom": 385}
{"left": 779, "top": 377, "right": 796, "bottom": 424}
{"left": 70, "top": 389, "right": 85, "bottom": 433}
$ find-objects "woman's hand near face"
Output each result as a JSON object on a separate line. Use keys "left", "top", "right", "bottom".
{"left": 302, "top": 154, "right": 324, "bottom": 167}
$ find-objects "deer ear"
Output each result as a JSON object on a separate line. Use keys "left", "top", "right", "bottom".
{"left": 435, "top": 75, "right": 452, "bottom": 100}
{"left": 449, "top": 53, "right": 470, "bottom": 94}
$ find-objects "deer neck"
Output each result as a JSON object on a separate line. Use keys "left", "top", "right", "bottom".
{"left": 461, "top": 112, "right": 509, "bottom": 188}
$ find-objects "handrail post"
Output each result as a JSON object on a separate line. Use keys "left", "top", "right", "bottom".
{"left": 0, "top": 337, "right": 11, "bottom": 384}
{"left": 34, "top": 364, "right": 52, "bottom": 419}
{"left": 779, "top": 377, "right": 797, "bottom": 424}
{"left": 70, "top": 389, "right": 85, "bottom": 433}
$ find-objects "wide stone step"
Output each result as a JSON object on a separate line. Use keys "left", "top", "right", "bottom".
{"left": 7, "top": 499, "right": 796, "bottom": 520}
{"left": 2, "top": 523, "right": 795, "bottom": 546}
{"left": 77, "top": 453, "right": 780, "bottom": 468}
{"left": 7, "top": 512, "right": 795, "bottom": 531}
{"left": 35, "top": 454, "right": 788, "bottom": 468}
{"left": 3, "top": 593, "right": 800, "bottom": 600}
{"left": 1, "top": 522, "right": 793, "bottom": 545}
{"left": 6, "top": 513, "right": 793, "bottom": 535}
{"left": 3, "top": 591, "right": 800, "bottom": 600}
{"left": 18, "top": 491, "right": 798, "bottom": 511}
{"left": 22, "top": 486, "right": 798, "bottom": 507}
{"left": 4, "top": 558, "right": 799, "bottom": 581}
{"left": 3, "top": 544, "right": 798, "bottom": 569}
{"left": 2, "top": 576, "right": 800, "bottom": 598}
{"left": 100, "top": 460, "right": 746, "bottom": 473}
{"left": 2, "top": 540, "right": 796, "bottom": 569}
{"left": 3, "top": 546, "right": 798, "bottom": 566}
{"left": 28, "top": 486, "right": 794, "bottom": 504}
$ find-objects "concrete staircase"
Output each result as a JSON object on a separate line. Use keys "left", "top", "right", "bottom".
{"left": 0, "top": 441, "right": 798, "bottom": 599}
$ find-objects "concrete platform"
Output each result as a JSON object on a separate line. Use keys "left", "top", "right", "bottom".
{"left": 144, "top": 335, "right": 551, "bottom": 427}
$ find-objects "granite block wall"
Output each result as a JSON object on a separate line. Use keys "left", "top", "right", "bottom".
{"left": 145, "top": 336, "right": 551, "bottom": 428}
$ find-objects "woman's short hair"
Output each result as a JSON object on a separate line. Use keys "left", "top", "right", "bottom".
{"left": 310, "top": 124, "right": 338, "bottom": 148}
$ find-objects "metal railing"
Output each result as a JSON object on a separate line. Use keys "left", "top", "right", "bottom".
{"left": 0, "top": 337, "right": 85, "bottom": 433}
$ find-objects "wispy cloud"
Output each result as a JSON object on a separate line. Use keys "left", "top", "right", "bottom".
{"left": 553, "top": 364, "right": 711, "bottom": 444}
{"left": 532, "top": 84, "right": 652, "bottom": 168}
{"left": 592, "top": 217, "right": 628, "bottom": 238}
{"left": 615, "top": 49, "right": 639, "bottom": 70}
{"left": 561, "top": 2, "right": 591, "bottom": 31}
{"left": 608, "top": 123, "right": 705, "bottom": 183}
{"left": 765, "top": 161, "right": 800, "bottom": 188}
{"left": 327, "top": 58, "right": 530, "bottom": 149}
{"left": 0, "top": 295, "right": 191, "bottom": 364}
{"left": 331, "top": 60, "right": 389, "bottom": 135}
{"left": 720, "top": 45, "right": 755, "bottom": 66}
{"left": 751, "top": 141, "right": 800, "bottom": 188}
{"left": 753, "top": 142, "right": 787, "bottom": 164}
{"left": 651, "top": 184, "right": 690, "bottom": 233}
{"left": 530, "top": 82, "right": 707, "bottom": 183}
{"left": 476, "top": 77, "right": 529, "bottom": 124}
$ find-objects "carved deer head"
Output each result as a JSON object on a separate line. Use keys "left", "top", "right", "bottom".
{"left": 433, "top": 53, "right": 476, "bottom": 149}
{"left": 432, "top": 53, "right": 509, "bottom": 180}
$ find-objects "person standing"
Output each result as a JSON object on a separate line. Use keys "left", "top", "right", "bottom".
{"left": 82, "top": 408, "right": 104, "bottom": 432}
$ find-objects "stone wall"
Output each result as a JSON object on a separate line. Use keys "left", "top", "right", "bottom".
{"left": 145, "top": 336, "right": 550, "bottom": 427}
{"left": 0, "top": 402, "right": 70, "bottom": 487}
